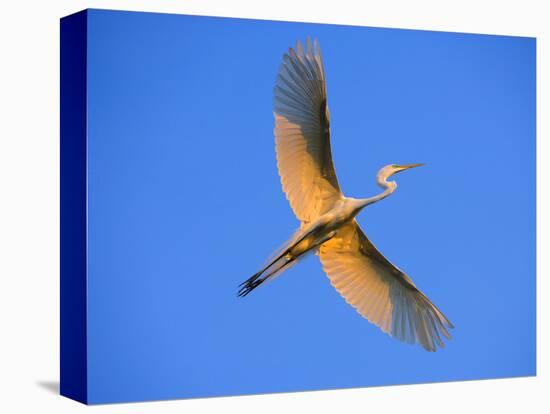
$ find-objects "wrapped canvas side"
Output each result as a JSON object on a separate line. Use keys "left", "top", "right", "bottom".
{"left": 60, "top": 10, "right": 88, "bottom": 404}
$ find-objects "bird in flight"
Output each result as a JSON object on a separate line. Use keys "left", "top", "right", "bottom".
{"left": 238, "top": 38, "right": 453, "bottom": 352}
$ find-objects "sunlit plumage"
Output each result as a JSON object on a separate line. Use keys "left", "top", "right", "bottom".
{"left": 238, "top": 38, "right": 453, "bottom": 352}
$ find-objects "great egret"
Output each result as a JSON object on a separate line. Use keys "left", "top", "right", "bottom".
{"left": 238, "top": 38, "right": 453, "bottom": 352}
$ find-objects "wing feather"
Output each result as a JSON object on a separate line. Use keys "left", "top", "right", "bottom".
{"left": 274, "top": 39, "right": 342, "bottom": 223}
{"left": 319, "top": 221, "right": 454, "bottom": 351}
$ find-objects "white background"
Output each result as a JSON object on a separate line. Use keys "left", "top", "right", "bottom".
{"left": 0, "top": 0, "right": 547, "bottom": 412}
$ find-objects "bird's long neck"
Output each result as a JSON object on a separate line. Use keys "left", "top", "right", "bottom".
{"left": 355, "top": 176, "right": 397, "bottom": 210}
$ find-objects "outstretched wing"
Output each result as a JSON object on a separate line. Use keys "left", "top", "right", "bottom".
{"left": 319, "top": 221, "right": 454, "bottom": 352}
{"left": 274, "top": 38, "right": 342, "bottom": 224}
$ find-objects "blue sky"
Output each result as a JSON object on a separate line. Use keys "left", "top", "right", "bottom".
{"left": 85, "top": 9, "right": 536, "bottom": 403}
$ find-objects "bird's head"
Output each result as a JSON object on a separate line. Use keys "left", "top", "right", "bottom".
{"left": 377, "top": 163, "right": 424, "bottom": 189}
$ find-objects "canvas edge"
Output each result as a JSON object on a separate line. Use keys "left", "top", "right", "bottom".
{"left": 60, "top": 9, "right": 89, "bottom": 405}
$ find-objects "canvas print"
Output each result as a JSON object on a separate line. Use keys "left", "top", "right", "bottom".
{"left": 60, "top": 9, "right": 536, "bottom": 405}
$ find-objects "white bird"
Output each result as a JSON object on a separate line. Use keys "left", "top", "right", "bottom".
{"left": 238, "top": 38, "right": 453, "bottom": 352}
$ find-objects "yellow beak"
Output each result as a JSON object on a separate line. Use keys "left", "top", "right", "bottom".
{"left": 395, "top": 163, "right": 424, "bottom": 174}
{"left": 401, "top": 163, "right": 425, "bottom": 170}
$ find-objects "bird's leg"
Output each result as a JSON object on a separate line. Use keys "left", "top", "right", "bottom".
{"left": 237, "top": 231, "right": 309, "bottom": 297}
{"left": 237, "top": 254, "right": 298, "bottom": 297}
{"left": 238, "top": 229, "right": 338, "bottom": 297}
{"left": 317, "top": 230, "right": 337, "bottom": 245}
{"left": 238, "top": 230, "right": 312, "bottom": 291}
{"left": 237, "top": 255, "right": 291, "bottom": 294}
